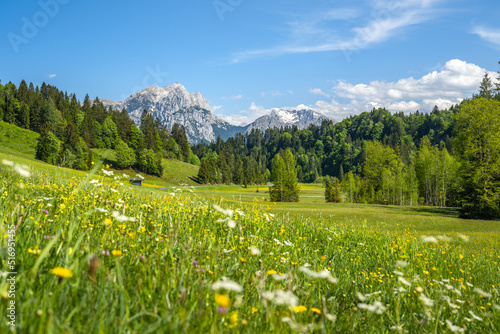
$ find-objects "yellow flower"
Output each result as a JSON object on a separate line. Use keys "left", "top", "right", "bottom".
{"left": 242, "top": 319, "right": 248, "bottom": 325}
{"left": 91, "top": 161, "right": 95, "bottom": 165}
{"left": 59, "top": 204, "right": 66, "bottom": 210}
{"left": 266, "top": 270, "right": 277, "bottom": 275}
{"left": 111, "top": 250, "right": 122, "bottom": 256}
{"left": 230, "top": 311, "right": 238, "bottom": 325}
{"left": 294, "top": 305, "right": 307, "bottom": 313}
{"left": 311, "top": 308, "right": 322, "bottom": 314}
{"left": 240, "top": 258, "right": 247, "bottom": 263}
{"left": 251, "top": 307, "right": 258, "bottom": 314}
{"left": 50, "top": 267, "right": 73, "bottom": 278}
{"left": 321, "top": 255, "right": 327, "bottom": 261}
{"left": 104, "top": 218, "right": 112, "bottom": 226}
{"left": 215, "top": 293, "right": 230, "bottom": 308}
{"left": 459, "top": 254, "right": 464, "bottom": 259}
{"left": 28, "top": 248, "right": 41, "bottom": 254}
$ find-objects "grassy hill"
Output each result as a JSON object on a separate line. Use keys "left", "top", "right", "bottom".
{"left": 0, "top": 121, "right": 39, "bottom": 158}
{"left": 0, "top": 121, "right": 200, "bottom": 187}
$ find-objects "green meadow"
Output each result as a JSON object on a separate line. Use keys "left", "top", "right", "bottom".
{"left": 1, "top": 124, "right": 499, "bottom": 333}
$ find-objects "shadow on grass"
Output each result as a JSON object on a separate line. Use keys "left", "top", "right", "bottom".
{"left": 382, "top": 205, "right": 460, "bottom": 218}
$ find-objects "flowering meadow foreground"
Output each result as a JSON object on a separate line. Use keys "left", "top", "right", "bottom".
{"left": 1, "top": 162, "right": 500, "bottom": 333}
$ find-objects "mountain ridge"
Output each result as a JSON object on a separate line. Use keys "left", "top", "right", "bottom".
{"left": 101, "top": 83, "right": 334, "bottom": 143}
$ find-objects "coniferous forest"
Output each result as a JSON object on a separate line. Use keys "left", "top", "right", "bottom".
{"left": 0, "top": 79, "right": 196, "bottom": 177}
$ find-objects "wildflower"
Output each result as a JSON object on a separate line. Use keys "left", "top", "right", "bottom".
{"left": 111, "top": 250, "right": 122, "bottom": 256}
{"left": 284, "top": 240, "right": 294, "bottom": 247}
{"left": 396, "top": 260, "right": 408, "bottom": 268}
{"left": 102, "top": 250, "right": 110, "bottom": 256}
{"left": 398, "top": 277, "right": 412, "bottom": 287}
{"left": 299, "top": 266, "right": 338, "bottom": 284}
{"left": 230, "top": 311, "right": 238, "bottom": 326}
{"left": 311, "top": 308, "right": 321, "bottom": 314}
{"left": 468, "top": 310, "right": 483, "bottom": 321}
{"left": 272, "top": 273, "right": 288, "bottom": 281}
{"left": 421, "top": 236, "right": 438, "bottom": 243}
{"left": 419, "top": 294, "right": 434, "bottom": 307}
{"left": 112, "top": 211, "right": 136, "bottom": 222}
{"left": 240, "top": 258, "right": 247, "bottom": 263}
{"left": 266, "top": 270, "right": 277, "bottom": 275}
{"left": 104, "top": 218, "right": 112, "bottom": 226}
{"left": 357, "top": 301, "right": 386, "bottom": 314}
{"left": 457, "top": 234, "right": 470, "bottom": 242}
{"left": 50, "top": 267, "right": 73, "bottom": 278}
{"left": 227, "top": 219, "right": 236, "bottom": 229}
{"left": 59, "top": 204, "right": 66, "bottom": 210}
{"left": 211, "top": 280, "right": 243, "bottom": 293}
{"left": 250, "top": 246, "right": 261, "bottom": 255}
{"left": 14, "top": 164, "right": 31, "bottom": 178}
{"left": 215, "top": 293, "right": 231, "bottom": 308}
{"left": 213, "top": 204, "right": 234, "bottom": 218}
{"left": 473, "top": 288, "right": 492, "bottom": 298}
{"left": 445, "top": 320, "right": 465, "bottom": 333}
{"left": 261, "top": 289, "right": 299, "bottom": 308}
{"left": 192, "top": 260, "right": 199, "bottom": 266}
{"left": 241, "top": 319, "right": 248, "bottom": 325}
{"left": 217, "top": 306, "right": 228, "bottom": 314}
{"left": 1, "top": 159, "right": 14, "bottom": 166}
{"left": 293, "top": 305, "right": 307, "bottom": 313}
{"left": 356, "top": 292, "right": 367, "bottom": 301}
{"left": 42, "top": 209, "right": 49, "bottom": 215}
{"left": 251, "top": 307, "right": 258, "bottom": 314}
{"left": 28, "top": 248, "right": 41, "bottom": 254}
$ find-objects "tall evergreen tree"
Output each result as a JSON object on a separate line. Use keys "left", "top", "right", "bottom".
{"left": 454, "top": 98, "right": 500, "bottom": 219}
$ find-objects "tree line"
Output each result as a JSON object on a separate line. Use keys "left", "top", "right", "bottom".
{"left": 0, "top": 80, "right": 196, "bottom": 176}
{"left": 195, "top": 64, "right": 500, "bottom": 219}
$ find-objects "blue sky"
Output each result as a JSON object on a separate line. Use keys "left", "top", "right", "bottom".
{"left": 1, "top": 0, "right": 499, "bottom": 124}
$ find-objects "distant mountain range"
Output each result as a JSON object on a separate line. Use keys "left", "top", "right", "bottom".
{"left": 102, "top": 83, "right": 333, "bottom": 144}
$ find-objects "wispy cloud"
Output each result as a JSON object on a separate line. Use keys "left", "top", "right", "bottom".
{"left": 310, "top": 88, "right": 330, "bottom": 98}
{"left": 221, "top": 94, "right": 243, "bottom": 100}
{"left": 232, "top": 0, "right": 444, "bottom": 63}
{"left": 472, "top": 26, "right": 500, "bottom": 48}
{"left": 48, "top": 74, "right": 57, "bottom": 79}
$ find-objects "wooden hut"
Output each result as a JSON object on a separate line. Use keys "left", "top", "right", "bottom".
{"left": 129, "top": 177, "right": 144, "bottom": 186}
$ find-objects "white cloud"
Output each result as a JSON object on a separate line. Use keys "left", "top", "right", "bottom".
{"left": 472, "top": 26, "right": 500, "bottom": 48}
{"left": 48, "top": 74, "right": 56, "bottom": 79}
{"left": 232, "top": 0, "right": 443, "bottom": 62}
{"left": 261, "top": 90, "right": 292, "bottom": 97}
{"left": 221, "top": 94, "right": 243, "bottom": 100}
{"left": 310, "top": 88, "right": 330, "bottom": 98}
{"left": 212, "top": 105, "right": 222, "bottom": 112}
{"left": 218, "top": 102, "right": 268, "bottom": 126}
{"left": 310, "top": 59, "right": 498, "bottom": 120}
